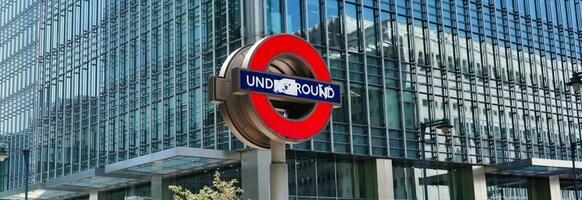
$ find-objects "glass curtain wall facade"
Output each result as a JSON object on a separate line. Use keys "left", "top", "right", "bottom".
{"left": 0, "top": 0, "right": 37, "bottom": 192}
{"left": 35, "top": 0, "right": 244, "bottom": 183}
{"left": 268, "top": 0, "right": 582, "bottom": 166}
{"left": 36, "top": 0, "right": 105, "bottom": 181}
{"left": 2, "top": 0, "right": 582, "bottom": 199}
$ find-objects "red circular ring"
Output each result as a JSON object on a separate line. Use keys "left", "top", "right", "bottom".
{"left": 247, "top": 35, "right": 333, "bottom": 141}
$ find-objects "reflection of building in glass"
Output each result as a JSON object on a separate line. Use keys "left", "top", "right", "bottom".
{"left": 0, "top": 0, "right": 37, "bottom": 192}
{"left": 0, "top": 0, "right": 582, "bottom": 199}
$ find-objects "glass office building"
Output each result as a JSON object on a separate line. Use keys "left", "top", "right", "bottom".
{"left": 1, "top": 0, "right": 582, "bottom": 199}
{"left": 0, "top": 0, "right": 38, "bottom": 193}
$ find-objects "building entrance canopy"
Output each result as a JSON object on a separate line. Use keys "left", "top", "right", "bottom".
{"left": 0, "top": 147, "right": 240, "bottom": 199}
{"left": 493, "top": 158, "right": 582, "bottom": 179}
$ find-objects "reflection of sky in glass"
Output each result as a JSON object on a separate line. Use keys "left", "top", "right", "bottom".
{"left": 286, "top": 0, "right": 302, "bottom": 34}
{"left": 344, "top": 8, "right": 373, "bottom": 35}
{"left": 6, "top": 0, "right": 582, "bottom": 198}
{"left": 307, "top": 1, "right": 320, "bottom": 28}
{"left": 306, "top": 0, "right": 322, "bottom": 44}
{"left": 267, "top": 0, "right": 282, "bottom": 34}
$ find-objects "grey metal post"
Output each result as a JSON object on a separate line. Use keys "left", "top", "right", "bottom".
{"left": 270, "top": 140, "right": 288, "bottom": 200}
{"left": 572, "top": 142, "right": 578, "bottom": 199}
{"left": 23, "top": 149, "right": 29, "bottom": 200}
{"left": 420, "top": 125, "right": 429, "bottom": 200}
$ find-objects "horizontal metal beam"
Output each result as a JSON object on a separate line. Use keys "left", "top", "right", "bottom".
{"left": 104, "top": 147, "right": 241, "bottom": 173}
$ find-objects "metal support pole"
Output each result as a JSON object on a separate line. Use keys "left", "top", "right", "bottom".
{"left": 574, "top": 92, "right": 582, "bottom": 199}
{"left": 23, "top": 149, "right": 29, "bottom": 200}
{"left": 572, "top": 143, "right": 578, "bottom": 200}
{"left": 270, "top": 140, "right": 288, "bottom": 200}
{"left": 421, "top": 125, "right": 428, "bottom": 200}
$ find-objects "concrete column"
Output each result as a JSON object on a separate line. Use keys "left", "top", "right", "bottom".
{"left": 527, "top": 176, "right": 561, "bottom": 200}
{"left": 548, "top": 176, "right": 561, "bottom": 200}
{"left": 358, "top": 159, "right": 394, "bottom": 199}
{"left": 472, "top": 166, "right": 488, "bottom": 200}
{"left": 375, "top": 159, "right": 394, "bottom": 200}
{"left": 151, "top": 176, "right": 163, "bottom": 200}
{"left": 241, "top": 149, "right": 271, "bottom": 200}
{"left": 450, "top": 166, "right": 487, "bottom": 200}
{"left": 89, "top": 191, "right": 98, "bottom": 200}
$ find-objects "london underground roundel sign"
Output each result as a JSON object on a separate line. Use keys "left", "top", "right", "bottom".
{"left": 209, "top": 34, "right": 341, "bottom": 149}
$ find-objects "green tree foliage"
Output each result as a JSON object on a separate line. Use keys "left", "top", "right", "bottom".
{"left": 169, "top": 171, "right": 243, "bottom": 200}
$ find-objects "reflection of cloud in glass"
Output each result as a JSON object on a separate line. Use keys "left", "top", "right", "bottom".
{"left": 344, "top": 15, "right": 373, "bottom": 35}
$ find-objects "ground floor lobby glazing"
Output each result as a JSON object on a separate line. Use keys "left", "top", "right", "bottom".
{"left": 3, "top": 149, "right": 582, "bottom": 200}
